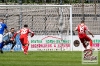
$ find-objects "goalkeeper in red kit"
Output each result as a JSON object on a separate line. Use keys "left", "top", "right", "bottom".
{"left": 11, "top": 24, "right": 34, "bottom": 55}
{"left": 75, "top": 20, "right": 94, "bottom": 50}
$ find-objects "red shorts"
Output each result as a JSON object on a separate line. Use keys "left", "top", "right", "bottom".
{"left": 20, "top": 37, "right": 29, "bottom": 45}
{"left": 79, "top": 35, "right": 91, "bottom": 43}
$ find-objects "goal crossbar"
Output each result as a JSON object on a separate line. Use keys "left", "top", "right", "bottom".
{"left": 0, "top": 5, "right": 72, "bottom": 7}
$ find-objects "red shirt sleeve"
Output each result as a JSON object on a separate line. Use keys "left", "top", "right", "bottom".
{"left": 85, "top": 25, "right": 90, "bottom": 31}
{"left": 29, "top": 29, "right": 34, "bottom": 37}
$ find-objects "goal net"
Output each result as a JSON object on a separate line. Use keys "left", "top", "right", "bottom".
{"left": 0, "top": 5, "right": 72, "bottom": 51}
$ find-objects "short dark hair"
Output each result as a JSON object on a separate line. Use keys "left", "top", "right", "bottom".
{"left": 0, "top": 18, "right": 4, "bottom": 21}
{"left": 10, "top": 28, "right": 14, "bottom": 30}
{"left": 81, "top": 20, "right": 85, "bottom": 23}
{"left": 0, "top": 18, "right": 4, "bottom": 20}
{"left": 24, "top": 24, "right": 28, "bottom": 27}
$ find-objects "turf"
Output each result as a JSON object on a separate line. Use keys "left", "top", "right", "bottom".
{"left": 0, "top": 51, "right": 99, "bottom": 66}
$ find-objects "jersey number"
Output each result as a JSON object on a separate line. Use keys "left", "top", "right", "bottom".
{"left": 79, "top": 26, "right": 84, "bottom": 33}
{"left": 21, "top": 29, "right": 27, "bottom": 34}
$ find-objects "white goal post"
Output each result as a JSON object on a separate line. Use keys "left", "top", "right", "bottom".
{"left": 0, "top": 5, "right": 73, "bottom": 51}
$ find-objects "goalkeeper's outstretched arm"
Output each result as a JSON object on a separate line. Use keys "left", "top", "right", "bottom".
{"left": 10, "top": 31, "right": 20, "bottom": 40}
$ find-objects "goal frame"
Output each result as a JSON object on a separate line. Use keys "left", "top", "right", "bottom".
{"left": 0, "top": 5, "right": 73, "bottom": 51}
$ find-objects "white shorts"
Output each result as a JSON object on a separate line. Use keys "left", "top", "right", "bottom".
{"left": 0, "top": 34, "right": 3, "bottom": 43}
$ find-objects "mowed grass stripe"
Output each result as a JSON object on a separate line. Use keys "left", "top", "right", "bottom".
{"left": 0, "top": 51, "right": 99, "bottom": 66}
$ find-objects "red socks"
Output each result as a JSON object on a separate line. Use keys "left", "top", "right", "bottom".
{"left": 23, "top": 46, "right": 28, "bottom": 55}
{"left": 89, "top": 40, "right": 92, "bottom": 48}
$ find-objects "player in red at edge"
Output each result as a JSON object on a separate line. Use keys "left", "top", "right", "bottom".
{"left": 75, "top": 20, "right": 94, "bottom": 50}
{"left": 11, "top": 24, "right": 34, "bottom": 55}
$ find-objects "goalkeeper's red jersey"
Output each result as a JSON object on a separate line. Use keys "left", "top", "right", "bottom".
{"left": 75, "top": 23, "right": 90, "bottom": 38}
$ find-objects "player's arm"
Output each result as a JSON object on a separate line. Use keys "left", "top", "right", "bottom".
{"left": 10, "top": 30, "right": 20, "bottom": 40}
{"left": 75, "top": 26, "right": 78, "bottom": 31}
{"left": 29, "top": 30, "right": 34, "bottom": 37}
{"left": 5, "top": 28, "right": 8, "bottom": 33}
{"left": 3, "top": 32, "right": 9, "bottom": 38}
{"left": 4, "top": 23, "right": 9, "bottom": 33}
{"left": 88, "top": 31, "right": 94, "bottom": 37}
{"left": 86, "top": 26, "right": 94, "bottom": 37}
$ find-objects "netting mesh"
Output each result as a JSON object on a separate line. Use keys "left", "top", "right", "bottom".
{"left": 72, "top": 4, "right": 100, "bottom": 35}
{"left": 0, "top": 3, "right": 100, "bottom": 35}
{"left": 0, "top": 6, "right": 70, "bottom": 35}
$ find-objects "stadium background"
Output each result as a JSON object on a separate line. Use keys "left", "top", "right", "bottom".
{"left": 0, "top": 1, "right": 100, "bottom": 66}
{"left": 0, "top": 0, "right": 100, "bottom": 51}
{"left": 0, "top": 0, "right": 100, "bottom": 35}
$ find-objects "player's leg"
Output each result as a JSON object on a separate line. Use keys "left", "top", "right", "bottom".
{"left": 22, "top": 44, "right": 28, "bottom": 55}
{"left": 23, "top": 38, "right": 29, "bottom": 55}
{"left": 24, "top": 44, "right": 29, "bottom": 55}
{"left": 0, "top": 42, "right": 3, "bottom": 53}
{"left": 20, "top": 37, "right": 28, "bottom": 54}
{"left": 79, "top": 38, "right": 87, "bottom": 49}
{"left": 0, "top": 34, "right": 3, "bottom": 53}
{"left": 20, "top": 37, "right": 25, "bottom": 53}
{"left": 22, "top": 45, "right": 26, "bottom": 54}
{"left": 3, "top": 40, "right": 7, "bottom": 46}
{"left": 85, "top": 35, "right": 93, "bottom": 49}
{"left": 10, "top": 40, "right": 16, "bottom": 51}
{"left": 2, "top": 40, "right": 14, "bottom": 52}
{"left": 3, "top": 40, "right": 10, "bottom": 46}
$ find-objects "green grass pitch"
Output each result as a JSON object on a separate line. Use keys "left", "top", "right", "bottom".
{"left": 0, "top": 51, "right": 99, "bottom": 66}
